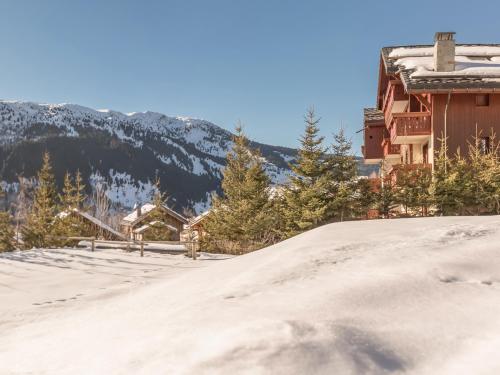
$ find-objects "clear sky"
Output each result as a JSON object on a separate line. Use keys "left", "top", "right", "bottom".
{"left": 1, "top": 0, "right": 499, "bottom": 153}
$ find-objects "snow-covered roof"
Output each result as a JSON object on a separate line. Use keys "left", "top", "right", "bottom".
{"left": 188, "top": 210, "right": 211, "bottom": 227}
{"left": 133, "top": 221, "right": 178, "bottom": 234}
{"left": 61, "top": 208, "right": 127, "bottom": 240}
{"left": 382, "top": 44, "right": 500, "bottom": 92}
{"left": 121, "top": 203, "right": 188, "bottom": 225}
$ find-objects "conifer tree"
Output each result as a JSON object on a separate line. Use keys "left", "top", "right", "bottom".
{"left": 0, "top": 186, "right": 15, "bottom": 252}
{"left": 22, "top": 152, "right": 58, "bottom": 248}
{"left": 143, "top": 178, "right": 175, "bottom": 241}
{"left": 203, "top": 125, "right": 274, "bottom": 253}
{"left": 464, "top": 132, "right": 500, "bottom": 214}
{"left": 60, "top": 171, "right": 76, "bottom": 210}
{"left": 74, "top": 170, "right": 86, "bottom": 210}
{"left": 353, "top": 178, "right": 377, "bottom": 219}
{"left": 375, "top": 178, "right": 398, "bottom": 218}
{"left": 327, "top": 127, "right": 358, "bottom": 221}
{"left": 283, "top": 109, "right": 330, "bottom": 234}
{"left": 394, "top": 165, "right": 431, "bottom": 216}
{"left": 431, "top": 138, "right": 461, "bottom": 215}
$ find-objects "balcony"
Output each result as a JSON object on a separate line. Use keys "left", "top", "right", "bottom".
{"left": 390, "top": 113, "right": 431, "bottom": 144}
{"left": 382, "top": 139, "right": 401, "bottom": 159}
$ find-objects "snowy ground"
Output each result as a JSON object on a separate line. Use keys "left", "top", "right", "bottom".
{"left": 1, "top": 216, "right": 500, "bottom": 374}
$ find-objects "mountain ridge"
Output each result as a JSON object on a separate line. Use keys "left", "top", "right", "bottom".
{"left": 0, "top": 100, "right": 375, "bottom": 213}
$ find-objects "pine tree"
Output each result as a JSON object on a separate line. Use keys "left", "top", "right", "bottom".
{"left": 375, "top": 178, "right": 398, "bottom": 218}
{"left": 353, "top": 178, "right": 377, "bottom": 219}
{"left": 327, "top": 127, "right": 358, "bottom": 221}
{"left": 203, "top": 125, "right": 274, "bottom": 253}
{"left": 431, "top": 138, "right": 461, "bottom": 215}
{"left": 60, "top": 171, "right": 76, "bottom": 210}
{"left": 283, "top": 109, "right": 330, "bottom": 234}
{"left": 464, "top": 132, "right": 500, "bottom": 215}
{"left": 144, "top": 178, "right": 175, "bottom": 241}
{"left": 0, "top": 186, "right": 15, "bottom": 252}
{"left": 22, "top": 152, "right": 58, "bottom": 248}
{"left": 74, "top": 170, "right": 86, "bottom": 210}
{"left": 394, "top": 165, "right": 431, "bottom": 216}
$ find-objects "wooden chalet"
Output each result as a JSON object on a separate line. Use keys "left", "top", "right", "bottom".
{"left": 120, "top": 203, "right": 188, "bottom": 241}
{"left": 183, "top": 210, "right": 211, "bottom": 242}
{"left": 59, "top": 209, "right": 127, "bottom": 241}
{"left": 363, "top": 32, "right": 500, "bottom": 179}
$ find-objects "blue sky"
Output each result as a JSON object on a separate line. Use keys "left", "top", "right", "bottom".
{"left": 1, "top": 0, "right": 499, "bottom": 153}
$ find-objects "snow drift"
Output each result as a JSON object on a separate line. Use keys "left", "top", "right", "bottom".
{"left": 1, "top": 216, "right": 500, "bottom": 374}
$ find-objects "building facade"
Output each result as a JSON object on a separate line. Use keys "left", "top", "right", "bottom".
{"left": 363, "top": 32, "right": 500, "bottom": 177}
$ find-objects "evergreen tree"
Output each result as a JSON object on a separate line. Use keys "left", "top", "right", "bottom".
{"left": 283, "top": 109, "right": 330, "bottom": 234}
{"left": 60, "top": 171, "right": 76, "bottom": 210}
{"left": 143, "top": 178, "right": 175, "bottom": 241}
{"left": 353, "top": 178, "right": 377, "bottom": 219}
{"left": 74, "top": 170, "right": 86, "bottom": 210}
{"left": 394, "top": 165, "right": 431, "bottom": 216}
{"left": 375, "top": 178, "right": 398, "bottom": 218}
{"left": 0, "top": 186, "right": 15, "bottom": 252}
{"left": 22, "top": 152, "right": 58, "bottom": 248}
{"left": 203, "top": 125, "right": 274, "bottom": 253}
{"left": 327, "top": 127, "right": 358, "bottom": 221}
{"left": 464, "top": 133, "right": 500, "bottom": 215}
{"left": 431, "top": 138, "right": 462, "bottom": 215}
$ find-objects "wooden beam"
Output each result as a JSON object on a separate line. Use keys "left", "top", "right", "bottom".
{"left": 413, "top": 94, "right": 432, "bottom": 111}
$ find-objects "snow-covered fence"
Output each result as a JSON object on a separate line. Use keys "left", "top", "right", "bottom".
{"left": 76, "top": 239, "right": 199, "bottom": 259}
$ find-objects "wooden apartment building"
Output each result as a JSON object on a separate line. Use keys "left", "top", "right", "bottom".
{"left": 363, "top": 32, "right": 500, "bottom": 177}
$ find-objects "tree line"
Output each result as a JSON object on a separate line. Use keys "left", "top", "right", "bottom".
{"left": 201, "top": 109, "right": 500, "bottom": 254}
{"left": 1, "top": 109, "right": 499, "bottom": 254}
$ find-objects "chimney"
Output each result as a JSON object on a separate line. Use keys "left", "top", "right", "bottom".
{"left": 135, "top": 203, "right": 142, "bottom": 218}
{"left": 434, "top": 32, "right": 456, "bottom": 72}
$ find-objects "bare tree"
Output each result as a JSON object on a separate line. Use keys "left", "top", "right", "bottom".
{"left": 92, "top": 180, "right": 111, "bottom": 236}
{"left": 13, "top": 176, "right": 34, "bottom": 247}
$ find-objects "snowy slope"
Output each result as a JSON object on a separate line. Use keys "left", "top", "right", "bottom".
{"left": 3, "top": 217, "right": 499, "bottom": 374}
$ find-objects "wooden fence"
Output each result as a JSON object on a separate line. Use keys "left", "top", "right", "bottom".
{"left": 50, "top": 236, "right": 199, "bottom": 259}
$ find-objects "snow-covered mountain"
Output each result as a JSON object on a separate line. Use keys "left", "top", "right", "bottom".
{"left": 0, "top": 101, "right": 299, "bottom": 212}
{"left": 0, "top": 100, "right": 375, "bottom": 213}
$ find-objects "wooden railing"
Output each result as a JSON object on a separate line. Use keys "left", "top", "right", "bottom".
{"left": 50, "top": 237, "right": 199, "bottom": 259}
{"left": 381, "top": 139, "right": 401, "bottom": 156}
{"left": 390, "top": 113, "right": 431, "bottom": 143}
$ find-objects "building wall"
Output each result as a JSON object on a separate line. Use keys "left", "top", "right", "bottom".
{"left": 364, "top": 124, "right": 385, "bottom": 161}
{"left": 432, "top": 94, "right": 500, "bottom": 156}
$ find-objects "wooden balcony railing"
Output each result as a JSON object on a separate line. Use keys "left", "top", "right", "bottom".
{"left": 390, "top": 112, "right": 431, "bottom": 143}
{"left": 382, "top": 139, "right": 401, "bottom": 156}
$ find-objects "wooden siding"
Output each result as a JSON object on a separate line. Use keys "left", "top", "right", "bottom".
{"left": 432, "top": 94, "right": 500, "bottom": 155}
{"left": 363, "top": 124, "right": 385, "bottom": 161}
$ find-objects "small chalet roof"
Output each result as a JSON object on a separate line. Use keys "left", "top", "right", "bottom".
{"left": 60, "top": 208, "right": 127, "bottom": 240}
{"left": 122, "top": 203, "right": 188, "bottom": 226}
{"left": 363, "top": 108, "right": 384, "bottom": 123}
{"left": 133, "top": 221, "right": 179, "bottom": 234}
{"left": 381, "top": 44, "right": 500, "bottom": 92}
{"left": 188, "top": 210, "right": 211, "bottom": 227}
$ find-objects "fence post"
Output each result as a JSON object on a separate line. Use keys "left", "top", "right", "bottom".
{"left": 192, "top": 242, "right": 197, "bottom": 260}
{"left": 140, "top": 242, "right": 144, "bottom": 257}
{"left": 126, "top": 241, "right": 130, "bottom": 252}
{"left": 91, "top": 238, "right": 95, "bottom": 252}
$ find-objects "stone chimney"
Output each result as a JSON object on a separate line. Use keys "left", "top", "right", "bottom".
{"left": 135, "top": 203, "right": 142, "bottom": 218}
{"left": 434, "top": 32, "right": 456, "bottom": 72}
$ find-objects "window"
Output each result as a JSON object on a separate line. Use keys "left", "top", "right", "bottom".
{"left": 476, "top": 94, "right": 490, "bottom": 107}
{"left": 480, "top": 137, "right": 491, "bottom": 154}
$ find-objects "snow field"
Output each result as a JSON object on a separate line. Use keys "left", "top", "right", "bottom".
{"left": 1, "top": 216, "right": 500, "bottom": 374}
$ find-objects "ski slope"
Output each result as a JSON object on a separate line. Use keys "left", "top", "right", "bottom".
{"left": 1, "top": 216, "right": 500, "bottom": 374}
